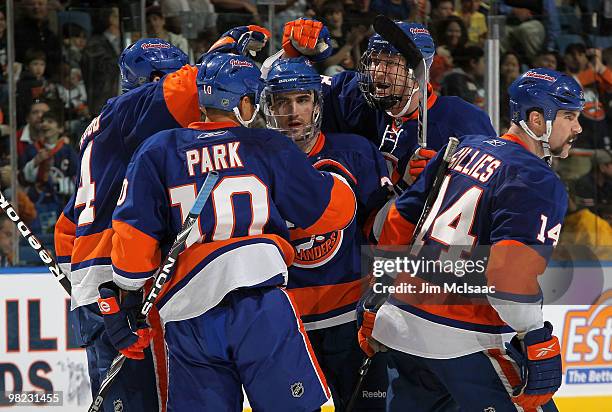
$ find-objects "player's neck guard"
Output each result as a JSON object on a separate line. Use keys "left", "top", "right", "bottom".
{"left": 234, "top": 105, "right": 260, "bottom": 128}
{"left": 519, "top": 119, "right": 553, "bottom": 165}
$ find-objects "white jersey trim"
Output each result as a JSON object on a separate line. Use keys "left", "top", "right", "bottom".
{"left": 69, "top": 264, "right": 113, "bottom": 309}
{"left": 303, "top": 310, "right": 356, "bottom": 331}
{"left": 159, "top": 242, "right": 288, "bottom": 324}
{"left": 372, "top": 302, "right": 514, "bottom": 359}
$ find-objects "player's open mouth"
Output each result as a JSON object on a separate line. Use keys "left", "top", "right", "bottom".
{"left": 288, "top": 121, "right": 303, "bottom": 128}
{"left": 374, "top": 83, "right": 391, "bottom": 97}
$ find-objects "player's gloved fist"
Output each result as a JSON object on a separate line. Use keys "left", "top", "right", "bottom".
{"left": 97, "top": 283, "right": 152, "bottom": 360}
{"left": 208, "top": 25, "right": 271, "bottom": 57}
{"left": 505, "top": 321, "right": 562, "bottom": 409}
{"left": 358, "top": 311, "right": 387, "bottom": 357}
{"left": 282, "top": 18, "right": 332, "bottom": 62}
{"left": 409, "top": 147, "right": 437, "bottom": 179}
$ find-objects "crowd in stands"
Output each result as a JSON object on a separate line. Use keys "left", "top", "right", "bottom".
{"left": 0, "top": 0, "right": 611, "bottom": 265}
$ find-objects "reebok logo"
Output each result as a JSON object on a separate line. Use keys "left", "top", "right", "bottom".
{"left": 141, "top": 42, "right": 171, "bottom": 49}
{"left": 362, "top": 390, "right": 386, "bottom": 398}
{"left": 536, "top": 343, "right": 558, "bottom": 358}
{"left": 230, "top": 59, "right": 253, "bottom": 68}
{"left": 524, "top": 71, "right": 556, "bottom": 82}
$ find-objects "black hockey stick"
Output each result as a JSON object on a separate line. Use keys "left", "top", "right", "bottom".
{"left": 346, "top": 138, "right": 460, "bottom": 412}
{"left": 0, "top": 190, "right": 71, "bottom": 295}
{"left": 88, "top": 171, "right": 219, "bottom": 412}
{"left": 373, "top": 15, "right": 429, "bottom": 149}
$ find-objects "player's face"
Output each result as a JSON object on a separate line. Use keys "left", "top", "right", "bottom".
{"left": 549, "top": 110, "right": 582, "bottom": 158}
{"left": 368, "top": 52, "right": 419, "bottom": 115}
{"left": 269, "top": 90, "right": 316, "bottom": 144}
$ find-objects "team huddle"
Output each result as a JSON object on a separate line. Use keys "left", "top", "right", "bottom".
{"left": 53, "top": 16, "right": 584, "bottom": 412}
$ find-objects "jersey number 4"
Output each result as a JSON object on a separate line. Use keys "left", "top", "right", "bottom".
{"left": 75, "top": 141, "right": 95, "bottom": 226}
{"left": 169, "top": 175, "right": 270, "bottom": 246}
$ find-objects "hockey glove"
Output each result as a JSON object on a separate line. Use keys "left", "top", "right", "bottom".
{"left": 408, "top": 147, "right": 437, "bottom": 180}
{"left": 207, "top": 25, "right": 271, "bottom": 57}
{"left": 98, "top": 283, "right": 152, "bottom": 360}
{"left": 282, "top": 18, "right": 332, "bottom": 62}
{"left": 356, "top": 274, "right": 392, "bottom": 357}
{"left": 504, "top": 321, "right": 562, "bottom": 409}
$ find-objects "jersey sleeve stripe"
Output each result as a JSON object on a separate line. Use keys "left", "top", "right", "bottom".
{"left": 303, "top": 175, "right": 356, "bottom": 235}
{"left": 312, "top": 159, "right": 358, "bottom": 185}
{"left": 487, "top": 240, "right": 545, "bottom": 297}
{"left": 71, "top": 227, "right": 114, "bottom": 265}
{"left": 162, "top": 66, "right": 201, "bottom": 128}
{"left": 379, "top": 203, "right": 416, "bottom": 245}
{"left": 111, "top": 220, "right": 161, "bottom": 274}
{"left": 287, "top": 277, "right": 367, "bottom": 316}
{"left": 54, "top": 212, "right": 76, "bottom": 259}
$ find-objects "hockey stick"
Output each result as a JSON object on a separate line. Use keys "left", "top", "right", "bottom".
{"left": 373, "top": 15, "right": 429, "bottom": 149}
{"left": 346, "top": 138, "right": 460, "bottom": 412}
{"left": 0, "top": 190, "right": 71, "bottom": 295}
{"left": 88, "top": 171, "right": 219, "bottom": 412}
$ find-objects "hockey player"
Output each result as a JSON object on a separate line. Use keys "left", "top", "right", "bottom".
{"left": 280, "top": 18, "right": 496, "bottom": 187}
{"left": 101, "top": 52, "right": 357, "bottom": 411}
{"left": 53, "top": 37, "right": 190, "bottom": 412}
{"left": 262, "top": 56, "right": 391, "bottom": 411}
{"left": 359, "top": 68, "right": 584, "bottom": 411}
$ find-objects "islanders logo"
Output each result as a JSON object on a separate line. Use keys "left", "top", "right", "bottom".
{"left": 290, "top": 228, "right": 344, "bottom": 268}
{"left": 561, "top": 290, "right": 612, "bottom": 385}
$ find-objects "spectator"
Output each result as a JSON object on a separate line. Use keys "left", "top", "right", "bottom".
{"left": 0, "top": 136, "right": 37, "bottom": 228}
{"left": 435, "top": 15, "right": 469, "bottom": 56}
{"left": 19, "top": 110, "right": 77, "bottom": 205}
{"left": 575, "top": 149, "right": 612, "bottom": 216}
{"left": 318, "top": 0, "right": 369, "bottom": 75}
{"left": 367, "top": 0, "right": 413, "bottom": 21}
{"left": 157, "top": 0, "right": 217, "bottom": 35}
{"left": 146, "top": 6, "right": 190, "bottom": 55}
{"left": 190, "top": 29, "right": 219, "bottom": 59}
{"left": 62, "top": 23, "right": 88, "bottom": 69}
{"left": 559, "top": 192, "right": 612, "bottom": 261}
{"left": 457, "top": 0, "right": 487, "bottom": 46}
{"left": 429, "top": 0, "right": 455, "bottom": 28}
{"left": 565, "top": 44, "right": 612, "bottom": 122}
{"left": 210, "top": 0, "right": 261, "bottom": 33}
{"left": 17, "top": 100, "right": 50, "bottom": 157}
{"left": 533, "top": 50, "right": 559, "bottom": 71}
{"left": 0, "top": 214, "right": 13, "bottom": 266}
{"left": 81, "top": 6, "right": 120, "bottom": 116}
{"left": 499, "top": 51, "right": 522, "bottom": 129}
{"left": 440, "top": 45, "right": 485, "bottom": 108}
{"left": 499, "top": 0, "right": 560, "bottom": 64}
{"left": 16, "top": 49, "right": 59, "bottom": 127}
{"left": 57, "top": 63, "right": 89, "bottom": 139}
{"left": 15, "top": 0, "right": 61, "bottom": 80}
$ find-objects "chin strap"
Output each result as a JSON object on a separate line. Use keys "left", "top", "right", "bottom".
{"left": 386, "top": 84, "right": 419, "bottom": 118}
{"left": 234, "top": 104, "right": 260, "bottom": 128}
{"left": 518, "top": 119, "right": 553, "bottom": 165}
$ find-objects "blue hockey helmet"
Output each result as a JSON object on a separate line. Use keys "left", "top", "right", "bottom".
{"left": 367, "top": 22, "right": 435, "bottom": 71}
{"left": 509, "top": 68, "right": 584, "bottom": 159}
{"left": 196, "top": 53, "right": 263, "bottom": 126}
{"left": 261, "top": 57, "right": 323, "bottom": 148}
{"left": 359, "top": 22, "right": 434, "bottom": 114}
{"left": 119, "top": 38, "right": 188, "bottom": 92}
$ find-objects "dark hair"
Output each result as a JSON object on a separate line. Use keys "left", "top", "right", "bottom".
{"left": 146, "top": 5, "right": 164, "bottom": 19}
{"left": 25, "top": 48, "right": 46, "bottom": 65}
{"left": 320, "top": 0, "right": 344, "bottom": 16}
{"left": 565, "top": 43, "right": 587, "bottom": 56}
{"left": 501, "top": 51, "right": 522, "bottom": 67}
{"left": 452, "top": 45, "right": 484, "bottom": 70}
{"left": 62, "top": 22, "right": 86, "bottom": 39}
{"left": 42, "top": 110, "right": 64, "bottom": 126}
{"left": 435, "top": 16, "right": 468, "bottom": 49}
{"left": 432, "top": 0, "right": 453, "bottom": 8}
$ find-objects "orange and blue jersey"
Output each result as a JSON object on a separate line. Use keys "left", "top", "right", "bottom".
{"left": 375, "top": 134, "right": 567, "bottom": 359}
{"left": 320, "top": 71, "right": 496, "bottom": 184}
{"left": 54, "top": 65, "right": 200, "bottom": 308}
{"left": 287, "top": 132, "right": 390, "bottom": 330}
{"left": 111, "top": 122, "right": 356, "bottom": 324}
